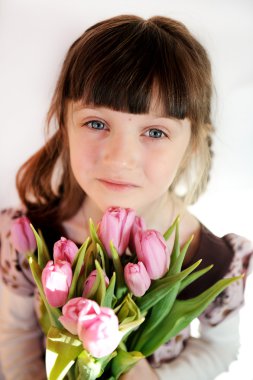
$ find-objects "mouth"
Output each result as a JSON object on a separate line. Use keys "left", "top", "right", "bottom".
{"left": 98, "top": 178, "right": 139, "bottom": 191}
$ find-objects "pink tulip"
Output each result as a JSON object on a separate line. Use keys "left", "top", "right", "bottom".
{"left": 135, "top": 230, "right": 169, "bottom": 280}
{"left": 77, "top": 302, "right": 122, "bottom": 358}
{"left": 129, "top": 215, "right": 146, "bottom": 254}
{"left": 10, "top": 216, "right": 37, "bottom": 254}
{"left": 53, "top": 237, "right": 79, "bottom": 265}
{"left": 59, "top": 297, "right": 98, "bottom": 335}
{"left": 98, "top": 207, "right": 136, "bottom": 256}
{"left": 82, "top": 269, "right": 109, "bottom": 297}
{"left": 124, "top": 262, "right": 151, "bottom": 297}
{"left": 42, "top": 260, "right": 72, "bottom": 307}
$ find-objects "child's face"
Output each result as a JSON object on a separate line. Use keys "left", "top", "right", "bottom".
{"left": 66, "top": 101, "right": 191, "bottom": 214}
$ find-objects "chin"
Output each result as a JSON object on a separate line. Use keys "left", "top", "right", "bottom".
{"left": 96, "top": 198, "right": 143, "bottom": 213}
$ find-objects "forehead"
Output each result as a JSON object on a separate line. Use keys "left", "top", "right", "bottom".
{"left": 68, "top": 90, "right": 168, "bottom": 119}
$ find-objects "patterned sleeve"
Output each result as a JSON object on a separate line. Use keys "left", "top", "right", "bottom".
{"left": 0, "top": 208, "right": 35, "bottom": 296}
{"left": 199, "top": 233, "right": 253, "bottom": 326}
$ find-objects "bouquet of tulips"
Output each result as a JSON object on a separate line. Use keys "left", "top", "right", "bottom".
{"left": 11, "top": 207, "right": 240, "bottom": 380}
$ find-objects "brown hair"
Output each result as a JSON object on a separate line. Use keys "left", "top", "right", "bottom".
{"left": 16, "top": 14, "right": 214, "bottom": 225}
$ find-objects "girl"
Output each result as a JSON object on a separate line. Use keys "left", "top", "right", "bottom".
{"left": 0, "top": 14, "right": 252, "bottom": 380}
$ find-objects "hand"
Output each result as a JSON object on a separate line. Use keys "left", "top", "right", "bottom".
{"left": 119, "top": 358, "right": 159, "bottom": 380}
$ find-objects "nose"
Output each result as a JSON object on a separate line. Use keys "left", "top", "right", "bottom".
{"left": 102, "top": 132, "right": 140, "bottom": 170}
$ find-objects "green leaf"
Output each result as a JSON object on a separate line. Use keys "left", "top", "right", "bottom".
{"left": 76, "top": 351, "right": 101, "bottom": 380}
{"left": 46, "top": 326, "right": 83, "bottom": 380}
{"left": 89, "top": 219, "right": 110, "bottom": 275}
{"left": 37, "top": 294, "right": 51, "bottom": 335}
{"left": 129, "top": 284, "right": 179, "bottom": 351}
{"left": 75, "top": 350, "right": 117, "bottom": 380}
{"left": 66, "top": 364, "right": 76, "bottom": 380}
{"left": 136, "top": 259, "right": 202, "bottom": 312}
{"left": 163, "top": 215, "right": 179, "bottom": 241}
{"left": 111, "top": 349, "right": 144, "bottom": 380}
{"left": 96, "top": 243, "right": 106, "bottom": 272}
{"left": 103, "top": 272, "right": 116, "bottom": 308}
{"left": 178, "top": 265, "right": 214, "bottom": 293}
{"left": 129, "top": 231, "right": 193, "bottom": 351}
{"left": 169, "top": 234, "right": 194, "bottom": 275}
{"left": 68, "top": 237, "right": 91, "bottom": 300}
{"left": 139, "top": 275, "right": 242, "bottom": 356}
{"left": 28, "top": 255, "right": 62, "bottom": 328}
{"left": 110, "top": 242, "right": 127, "bottom": 300}
{"left": 115, "top": 294, "right": 142, "bottom": 324}
{"left": 119, "top": 318, "right": 145, "bottom": 338}
{"left": 113, "top": 294, "right": 145, "bottom": 342}
{"left": 30, "top": 224, "right": 50, "bottom": 268}
{"left": 92, "top": 260, "right": 106, "bottom": 305}
{"left": 95, "top": 351, "right": 117, "bottom": 377}
{"left": 38, "top": 229, "right": 51, "bottom": 261}
{"left": 89, "top": 218, "right": 100, "bottom": 245}
{"left": 167, "top": 218, "right": 180, "bottom": 270}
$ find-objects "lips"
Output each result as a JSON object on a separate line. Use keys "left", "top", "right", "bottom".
{"left": 98, "top": 178, "right": 139, "bottom": 190}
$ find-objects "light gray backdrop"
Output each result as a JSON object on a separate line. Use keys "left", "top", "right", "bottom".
{"left": 0, "top": 1, "right": 252, "bottom": 379}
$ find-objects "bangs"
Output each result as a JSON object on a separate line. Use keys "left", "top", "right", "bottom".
{"left": 62, "top": 15, "right": 210, "bottom": 122}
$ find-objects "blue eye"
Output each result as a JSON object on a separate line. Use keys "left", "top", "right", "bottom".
{"left": 86, "top": 120, "right": 105, "bottom": 130}
{"left": 147, "top": 129, "right": 166, "bottom": 138}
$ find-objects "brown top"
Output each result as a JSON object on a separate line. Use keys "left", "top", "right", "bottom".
{"left": 180, "top": 224, "right": 235, "bottom": 299}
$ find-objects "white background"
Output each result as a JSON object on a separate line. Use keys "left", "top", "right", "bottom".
{"left": 0, "top": 0, "right": 252, "bottom": 379}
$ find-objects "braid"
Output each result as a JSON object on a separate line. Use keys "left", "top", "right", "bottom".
{"left": 206, "top": 131, "right": 214, "bottom": 185}
{"left": 170, "top": 123, "right": 215, "bottom": 206}
{"left": 187, "top": 127, "right": 215, "bottom": 205}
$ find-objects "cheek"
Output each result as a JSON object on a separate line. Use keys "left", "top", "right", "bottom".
{"left": 144, "top": 142, "right": 189, "bottom": 184}
{"left": 68, "top": 137, "right": 98, "bottom": 174}
{"left": 145, "top": 159, "right": 176, "bottom": 186}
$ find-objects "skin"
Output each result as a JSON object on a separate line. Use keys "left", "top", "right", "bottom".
{"left": 64, "top": 99, "right": 201, "bottom": 378}
{"left": 66, "top": 100, "right": 191, "bottom": 227}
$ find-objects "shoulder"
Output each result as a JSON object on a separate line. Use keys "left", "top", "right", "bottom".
{"left": 198, "top": 228, "right": 253, "bottom": 326}
{"left": 0, "top": 206, "right": 35, "bottom": 296}
{"left": 0, "top": 207, "right": 25, "bottom": 230}
{"left": 178, "top": 210, "right": 253, "bottom": 321}
{"left": 223, "top": 232, "right": 253, "bottom": 276}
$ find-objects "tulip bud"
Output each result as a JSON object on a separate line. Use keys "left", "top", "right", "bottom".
{"left": 77, "top": 302, "right": 122, "bottom": 358}
{"left": 59, "top": 297, "right": 96, "bottom": 335}
{"left": 129, "top": 215, "right": 146, "bottom": 254}
{"left": 135, "top": 230, "right": 169, "bottom": 280}
{"left": 124, "top": 262, "right": 151, "bottom": 297}
{"left": 42, "top": 260, "right": 72, "bottom": 307}
{"left": 53, "top": 237, "right": 79, "bottom": 265}
{"left": 82, "top": 269, "right": 109, "bottom": 297}
{"left": 98, "top": 207, "right": 136, "bottom": 256}
{"left": 10, "top": 216, "right": 37, "bottom": 254}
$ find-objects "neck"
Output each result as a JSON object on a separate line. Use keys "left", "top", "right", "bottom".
{"left": 64, "top": 192, "right": 184, "bottom": 244}
{"left": 138, "top": 192, "right": 182, "bottom": 233}
{"left": 81, "top": 193, "right": 178, "bottom": 232}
